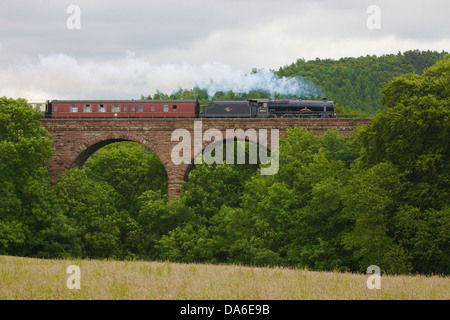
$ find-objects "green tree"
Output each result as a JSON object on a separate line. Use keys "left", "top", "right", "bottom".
{"left": 53, "top": 169, "right": 122, "bottom": 259}
{"left": 241, "top": 180, "right": 297, "bottom": 266}
{"left": 275, "top": 50, "right": 447, "bottom": 114}
{"left": 339, "top": 57, "right": 449, "bottom": 274}
{"left": 182, "top": 141, "right": 260, "bottom": 219}
{"left": 287, "top": 177, "right": 354, "bottom": 271}
{"left": 357, "top": 55, "right": 450, "bottom": 210}
{"left": 158, "top": 223, "right": 212, "bottom": 263}
{"left": 341, "top": 163, "right": 412, "bottom": 274}
{"left": 0, "top": 97, "right": 76, "bottom": 257}
{"left": 394, "top": 205, "right": 449, "bottom": 274}
{"left": 237, "top": 128, "right": 356, "bottom": 269}
{"left": 136, "top": 191, "right": 199, "bottom": 259}
{"left": 83, "top": 141, "right": 168, "bottom": 215}
{"left": 207, "top": 206, "right": 256, "bottom": 264}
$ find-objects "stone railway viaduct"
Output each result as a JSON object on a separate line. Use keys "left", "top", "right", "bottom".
{"left": 40, "top": 118, "right": 371, "bottom": 199}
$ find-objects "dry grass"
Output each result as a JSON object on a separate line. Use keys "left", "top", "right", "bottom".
{"left": 0, "top": 255, "right": 448, "bottom": 300}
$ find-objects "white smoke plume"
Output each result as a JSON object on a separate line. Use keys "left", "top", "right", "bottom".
{"left": 1, "top": 53, "right": 321, "bottom": 100}
{"left": 199, "top": 68, "right": 321, "bottom": 98}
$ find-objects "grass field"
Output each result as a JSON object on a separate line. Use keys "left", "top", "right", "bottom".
{"left": 0, "top": 255, "right": 448, "bottom": 300}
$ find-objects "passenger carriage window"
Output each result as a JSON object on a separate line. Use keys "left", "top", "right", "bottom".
{"left": 123, "top": 106, "right": 127, "bottom": 112}
{"left": 98, "top": 104, "right": 106, "bottom": 112}
{"left": 112, "top": 104, "right": 121, "bottom": 112}
{"left": 131, "top": 106, "right": 135, "bottom": 112}
{"left": 69, "top": 105, "right": 78, "bottom": 112}
{"left": 53, "top": 106, "right": 57, "bottom": 112}
{"left": 163, "top": 104, "right": 169, "bottom": 112}
{"left": 84, "top": 104, "right": 92, "bottom": 112}
{"left": 138, "top": 105, "right": 143, "bottom": 112}
{"left": 151, "top": 105, "right": 155, "bottom": 111}
{"left": 173, "top": 105, "right": 177, "bottom": 111}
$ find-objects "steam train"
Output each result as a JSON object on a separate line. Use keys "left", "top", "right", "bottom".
{"left": 38, "top": 98, "right": 336, "bottom": 119}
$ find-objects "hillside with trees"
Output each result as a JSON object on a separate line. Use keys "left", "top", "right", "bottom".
{"left": 142, "top": 50, "right": 447, "bottom": 116}
{"left": 275, "top": 50, "right": 448, "bottom": 114}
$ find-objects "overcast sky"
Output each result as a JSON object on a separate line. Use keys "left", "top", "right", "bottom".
{"left": 0, "top": 0, "right": 448, "bottom": 100}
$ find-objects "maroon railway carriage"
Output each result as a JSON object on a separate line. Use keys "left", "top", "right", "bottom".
{"left": 47, "top": 100, "right": 200, "bottom": 118}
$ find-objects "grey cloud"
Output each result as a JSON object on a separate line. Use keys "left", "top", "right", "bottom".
{"left": 1, "top": 0, "right": 448, "bottom": 63}
{"left": 0, "top": 0, "right": 448, "bottom": 99}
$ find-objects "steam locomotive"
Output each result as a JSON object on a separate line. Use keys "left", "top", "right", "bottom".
{"left": 39, "top": 98, "right": 336, "bottom": 119}
{"left": 203, "top": 98, "right": 335, "bottom": 118}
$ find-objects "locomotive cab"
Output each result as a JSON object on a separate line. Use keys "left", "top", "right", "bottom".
{"left": 248, "top": 99, "right": 270, "bottom": 118}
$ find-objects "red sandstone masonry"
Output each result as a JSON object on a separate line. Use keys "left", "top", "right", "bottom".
{"left": 41, "top": 118, "right": 371, "bottom": 199}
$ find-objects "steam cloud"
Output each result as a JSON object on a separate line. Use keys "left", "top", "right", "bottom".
{"left": 2, "top": 53, "right": 321, "bottom": 100}
{"left": 200, "top": 68, "right": 321, "bottom": 98}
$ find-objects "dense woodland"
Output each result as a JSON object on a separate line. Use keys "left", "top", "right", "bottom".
{"left": 276, "top": 49, "right": 448, "bottom": 114}
{"left": 0, "top": 53, "right": 448, "bottom": 275}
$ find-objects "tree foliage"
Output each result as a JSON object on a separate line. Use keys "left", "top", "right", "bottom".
{"left": 0, "top": 53, "right": 448, "bottom": 275}
{"left": 0, "top": 97, "right": 75, "bottom": 257}
{"left": 276, "top": 50, "right": 448, "bottom": 114}
{"left": 356, "top": 55, "right": 449, "bottom": 210}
